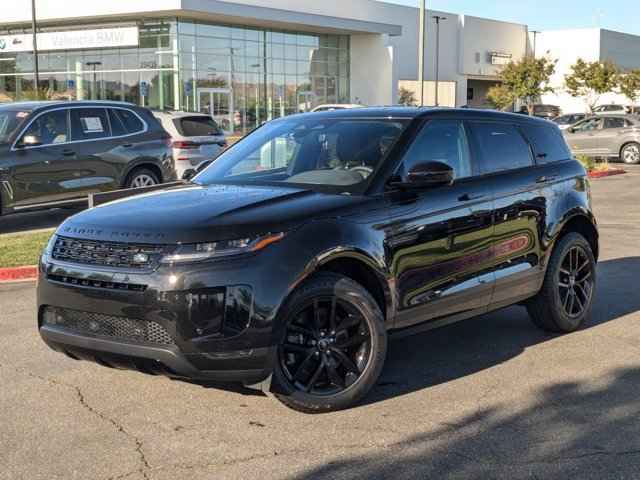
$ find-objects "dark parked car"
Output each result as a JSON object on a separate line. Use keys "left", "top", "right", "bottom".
{"left": 0, "top": 101, "right": 175, "bottom": 216}
{"left": 37, "top": 108, "right": 598, "bottom": 413}
{"left": 519, "top": 104, "right": 562, "bottom": 119}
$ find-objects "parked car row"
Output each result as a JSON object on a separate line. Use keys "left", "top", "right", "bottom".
{"left": 0, "top": 101, "right": 229, "bottom": 217}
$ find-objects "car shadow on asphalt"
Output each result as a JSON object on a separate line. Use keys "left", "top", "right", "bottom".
{"left": 364, "top": 256, "right": 640, "bottom": 406}
{"left": 289, "top": 257, "right": 640, "bottom": 479}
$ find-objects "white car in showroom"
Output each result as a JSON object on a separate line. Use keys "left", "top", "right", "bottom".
{"left": 155, "top": 112, "right": 227, "bottom": 178}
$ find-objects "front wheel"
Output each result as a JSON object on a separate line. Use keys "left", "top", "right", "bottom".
{"left": 527, "top": 232, "right": 596, "bottom": 333}
{"left": 272, "top": 273, "right": 387, "bottom": 413}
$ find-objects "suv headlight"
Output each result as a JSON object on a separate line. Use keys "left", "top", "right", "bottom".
{"left": 160, "top": 232, "right": 285, "bottom": 264}
{"left": 43, "top": 234, "right": 57, "bottom": 257}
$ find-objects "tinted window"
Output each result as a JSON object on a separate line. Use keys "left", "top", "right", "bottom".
{"left": 114, "top": 109, "right": 144, "bottom": 134}
{"left": 108, "top": 109, "right": 127, "bottom": 136}
{"left": 196, "top": 118, "right": 407, "bottom": 190}
{"left": 0, "top": 110, "right": 28, "bottom": 144}
{"left": 468, "top": 122, "right": 533, "bottom": 174}
{"left": 174, "top": 116, "right": 222, "bottom": 136}
{"left": 573, "top": 117, "right": 602, "bottom": 132}
{"left": 401, "top": 120, "right": 472, "bottom": 180}
{"left": 21, "top": 110, "right": 69, "bottom": 145}
{"left": 604, "top": 117, "right": 626, "bottom": 129}
{"left": 522, "top": 124, "right": 572, "bottom": 164}
{"left": 70, "top": 108, "right": 110, "bottom": 140}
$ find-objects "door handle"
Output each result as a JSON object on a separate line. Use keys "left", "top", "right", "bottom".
{"left": 458, "top": 193, "right": 485, "bottom": 202}
{"left": 122, "top": 143, "right": 133, "bottom": 148}
{"left": 536, "top": 175, "right": 558, "bottom": 184}
{"left": 62, "top": 149, "right": 75, "bottom": 157}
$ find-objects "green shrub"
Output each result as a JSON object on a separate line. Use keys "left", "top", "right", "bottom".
{"left": 575, "top": 154, "right": 596, "bottom": 172}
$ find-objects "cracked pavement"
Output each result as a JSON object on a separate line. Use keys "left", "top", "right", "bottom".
{"left": 2, "top": 166, "right": 640, "bottom": 480}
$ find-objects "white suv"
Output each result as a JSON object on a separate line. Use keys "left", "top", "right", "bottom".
{"left": 154, "top": 112, "right": 227, "bottom": 178}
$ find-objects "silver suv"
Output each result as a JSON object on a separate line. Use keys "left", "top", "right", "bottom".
{"left": 563, "top": 115, "right": 640, "bottom": 164}
{"left": 154, "top": 112, "right": 227, "bottom": 178}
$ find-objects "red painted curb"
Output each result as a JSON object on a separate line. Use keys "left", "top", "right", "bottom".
{"left": 0, "top": 265, "right": 38, "bottom": 283}
{"left": 588, "top": 169, "right": 626, "bottom": 179}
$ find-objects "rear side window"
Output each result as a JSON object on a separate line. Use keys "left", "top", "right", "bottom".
{"left": 113, "top": 109, "right": 145, "bottom": 134}
{"left": 604, "top": 117, "right": 626, "bottom": 129}
{"left": 71, "top": 108, "right": 110, "bottom": 140}
{"left": 108, "top": 109, "right": 127, "bottom": 136}
{"left": 521, "top": 124, "right": 572, "bottom": 164}
{"left": 174, "top": 116, "right": 222, "bottom": 137}
{"left": 468, "top": 122, "right": 533, "bottom": 174}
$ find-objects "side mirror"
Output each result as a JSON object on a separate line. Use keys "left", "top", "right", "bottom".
{"left": 392, "top": 161, "right": 454, "bottom": 189}
{"left": 182, "top": 168, "right": 197, "bottom": 181}
{"left": 567, "top": 127, "right": 575, "bottom": 134}
{"left": 19, "top": 134, "right": 43, "bottom": 147}
{"left": 182, "top": 159, "right": 213, "bottom": 181}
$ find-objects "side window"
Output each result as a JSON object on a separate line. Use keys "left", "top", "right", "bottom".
{"left": 108, "top": 109, "right": 127, "bottom": 137}
{"left": 70, "top": 108, "right": 110, "bottom": 141}
{"left": 468, "top": 122, "right": 533, "bottom": 174}
{"left": 573, "top": 117, "right": 602, "bottom": 132}
{"left": 400, "top": 120, "right": 472, "bottom": 180}
{"left": 521, "top": 124, "right": 572, "bottom": 164}
{"left": 21, "top": 110, "right": 69, "bottom": 145}
{"left": 114, "top": 109, "right": 144, "bottom": 134}
{"left": 604, "top": 117, "right": 625, "bottom": 129}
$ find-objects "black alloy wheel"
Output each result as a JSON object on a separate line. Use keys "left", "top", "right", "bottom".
{"left": 557, "top": 246, "right": 594, "bottom": 319}
{"left": 527, "top": 232, "right": 596, "bottom": 333}
{"left": 273, "top": 273, "right": 387, "bottom": 413}
{"left": 279, "top": 296, "right": 372, "bottom": 396}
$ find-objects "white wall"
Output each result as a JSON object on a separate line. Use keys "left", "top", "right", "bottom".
{"left": 350, "top": 34, "right": 397, "bottom": 105}
{"left": 538, "top": 28, "right": 640, "bottom": 113}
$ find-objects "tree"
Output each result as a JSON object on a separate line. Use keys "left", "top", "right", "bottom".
{"left": 398, "top": 86, "right": 417, "bottom": 106}
{"left": 618, "top": 69, "right": 640, "bottom": 113}
{"left": 486, "top": 84, "right": 514, "bottom": 111}
{"left": 565, "top": 59, "right": 619, "bottom": 113}
{"left": 498, "top": 56, "right": 557, "bottom": 115}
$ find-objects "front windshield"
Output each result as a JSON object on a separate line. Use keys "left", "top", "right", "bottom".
{"left": 194, "top": 117, "right": 408, "bottom": 191}
{"left": 0, "top": 110, "right": 28, "bottom": 144}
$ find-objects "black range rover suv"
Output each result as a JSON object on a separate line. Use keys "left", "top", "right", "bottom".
{"left": 37, "top": 108, "right": 598, "bottom": 413}
{"left": 0, "top": 101, "right": 175, "bottom": 215}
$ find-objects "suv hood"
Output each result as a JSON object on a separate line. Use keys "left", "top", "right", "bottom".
{"left": 58, "top": 183, "right": 370, "bottom": 244}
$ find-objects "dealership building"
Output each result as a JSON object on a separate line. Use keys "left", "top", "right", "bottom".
{"left": 2, "top": 0, "right": 640, "bottom": 134}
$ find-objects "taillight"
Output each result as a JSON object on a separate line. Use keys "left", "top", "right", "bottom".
{"left": 173, "top": 141, "right": 200, "bottom": 150}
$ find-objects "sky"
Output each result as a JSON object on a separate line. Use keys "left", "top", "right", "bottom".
{"left": 382, "top": 0, "right": 640, "bottom": 35}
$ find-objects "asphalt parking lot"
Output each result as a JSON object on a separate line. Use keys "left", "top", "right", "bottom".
{"left": 1, "top": 166, "right": 640, "bottom": 480}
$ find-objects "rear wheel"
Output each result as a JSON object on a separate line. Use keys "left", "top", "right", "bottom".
{"left": 272, "top": 273, "right": 387, "bottom": 413}
{"left": 527, "top": 232, "right": 596, "bottom": 333}
{"left": 126, "top": 168, "right": 160, "bottom": 189}
{"left": 621, "top": 143, "right": 640, "bottom": 165}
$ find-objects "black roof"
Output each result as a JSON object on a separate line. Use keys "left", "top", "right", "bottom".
{"left": 288, "top": 106, "right": 553, "bottom": 125}
{"left": 0, "top": 100, "right": 136, "bottom": 112}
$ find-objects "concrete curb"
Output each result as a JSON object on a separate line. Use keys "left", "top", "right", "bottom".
{"left": 0, "top": 266, "right": 38, "bottom": 283}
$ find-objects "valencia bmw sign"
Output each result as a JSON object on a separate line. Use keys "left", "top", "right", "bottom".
{"left": 0, "top": 27, "right": 139, "bottom": 53}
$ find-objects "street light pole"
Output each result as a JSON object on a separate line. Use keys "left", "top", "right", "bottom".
{"left": 418, "top": 0, "right": 426, "bottom": 106}
{"left": 31, "top": 0, "right": 40, "bottom": 99}
{"left": 531, "top": 30, "right": 540, "bottom": 58}
{"left": 432, "top": 15, "right": 446, "bottom": 107}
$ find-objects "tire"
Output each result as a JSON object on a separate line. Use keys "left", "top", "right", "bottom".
{"left": 125, "top": 168, "right": 160, "bottom": 189}
{"left": 621, "top": 142, "right": 640, "bottom": 165}
{"left": 272, "top": 272, "right": 387, "bottom": 413}
{"left": 527, "top": 232, "right": 596, "bottom": 333}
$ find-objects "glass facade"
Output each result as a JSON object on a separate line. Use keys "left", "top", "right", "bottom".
{"left": 0, "top": 20, "right": 350, "bottom": 135}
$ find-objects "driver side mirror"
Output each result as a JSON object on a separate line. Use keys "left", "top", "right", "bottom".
{"left": 391, "top": 161, "right": 454, "bottom": 189}
{"left": 567, "top": 127, "right": 575, "bottom": 134}
{"left": 182, "top": 159, "right": 213, "bottom": 181}
{"left": 19, "top": 134, "right": 43, "bottom": 148}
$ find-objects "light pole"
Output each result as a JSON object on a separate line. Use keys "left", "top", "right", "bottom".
{"left": 418, "top": 0, "right": 426, "bottom": 106}
{"left": 31, "top": 0, "right": 40, "bottom": 99}
{"left": 432, "top": 15, "right": 446, "bottom": 107}
{"left": 85, "top": 61, "right": 102, "bottom": 100}
{"left": 531, "top": 30, "right": 540, "bottom": 58}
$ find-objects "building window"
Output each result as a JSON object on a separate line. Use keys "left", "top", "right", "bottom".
{"left": 0, "top": 19, "right": 350, "bottom": 136}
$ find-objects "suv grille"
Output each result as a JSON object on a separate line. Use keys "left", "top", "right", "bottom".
{"left": 52, "top": 236, "right": 164, "bottom": 269}
{"left": 42, "top": 307, "right": 175, "bottom": 346}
